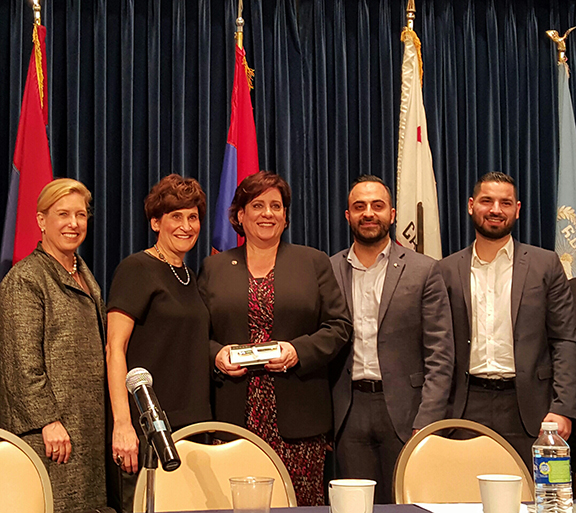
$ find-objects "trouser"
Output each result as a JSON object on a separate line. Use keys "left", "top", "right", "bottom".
{"left": 335, "top": 387, "right": 404, "bottom": 504}
{"left": 452, "top": 382, "right": 536, "bottom": 472}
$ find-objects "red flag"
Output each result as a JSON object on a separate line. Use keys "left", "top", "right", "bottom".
{"left": 1, "top": 24, "right": 53, "bottom": 276}
{"left": 212, "top": 43, "right": 259, "bottom": 253}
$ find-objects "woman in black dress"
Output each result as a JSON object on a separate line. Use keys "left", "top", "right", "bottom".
{"left": 106, "top": 174, "right": 211, "bottom": 512}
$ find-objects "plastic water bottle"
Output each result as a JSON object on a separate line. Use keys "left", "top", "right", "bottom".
{"left": 532, "top": 421, "right": 573, "bottom": 513}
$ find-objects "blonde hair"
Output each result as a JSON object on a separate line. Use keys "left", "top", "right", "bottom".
{"left": 37, "top": 178, "right": 92, "bottom": 214}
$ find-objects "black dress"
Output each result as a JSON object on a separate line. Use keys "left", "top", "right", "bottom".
{"left": 107, "top": 251, "right": 212, "bottom": 511}
{"left": 108, "top": 251, "right": 212, "bottom": 431}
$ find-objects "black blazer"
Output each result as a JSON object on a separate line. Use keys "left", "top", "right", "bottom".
{"left": 198, "top": 242, "right": 352, "bottom": 439}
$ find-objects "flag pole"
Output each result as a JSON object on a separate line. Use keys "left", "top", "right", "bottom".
{"left": 408, "top": 0, "right": 424, "bottom": 254}
{"left": 236, "top": 0, "right": 245, "bottom": 49}
{"left": 33, "top": 0, "right": 42, "bottom": 25}
{"left": 549, "top": 26, "right": 576, "bottom": 278}
{"left": 404, "top": 0, "right": 424, "bottom": 254}
{"left": 406, "top": 0, "right": 415, "bottom": 31}
{"left": 396, "top": 0, "right": 442, "bottom": 259}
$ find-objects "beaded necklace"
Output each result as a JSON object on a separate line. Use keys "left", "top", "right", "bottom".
{"left": 153, "top": 244, "right": 190, "bottom": 286}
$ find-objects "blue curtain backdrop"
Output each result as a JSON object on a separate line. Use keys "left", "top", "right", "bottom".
{"left": 1, "top": 0, "right": 576, "bottom": 296}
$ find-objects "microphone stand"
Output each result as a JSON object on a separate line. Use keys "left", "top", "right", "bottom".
{"left": 139, "top": 405, "right": 161, "bottom": 513}
{"left": 143, "top": 440, "right": 158, "bottom": 513}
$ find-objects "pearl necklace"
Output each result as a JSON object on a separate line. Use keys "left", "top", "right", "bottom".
{"left": 68, "top": 255, "right": 78, "bottom": 276}
{"left": 154, "top": 244, "right": 190, "bottom": 286}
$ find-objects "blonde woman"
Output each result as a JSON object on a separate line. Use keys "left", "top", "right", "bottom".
{"left": 0, "top": 178, "right": 107, "bottom": 513}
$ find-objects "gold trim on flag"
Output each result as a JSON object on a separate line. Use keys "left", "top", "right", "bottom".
{"left": 32, "top": 24, "right": 45, "bottom": 110}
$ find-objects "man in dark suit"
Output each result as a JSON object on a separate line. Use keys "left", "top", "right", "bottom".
{"left": 330, "top": 175, "right": 454, "bottom": 504}
{"left": 438, "top": 172, "right": 576, "bottom": 469}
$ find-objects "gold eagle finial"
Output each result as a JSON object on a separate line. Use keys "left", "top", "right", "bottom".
{"left": 547, "top": 27, "right": 576, "bottom": 64}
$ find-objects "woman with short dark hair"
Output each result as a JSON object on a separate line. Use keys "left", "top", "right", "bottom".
{"left": 106, "top": 173, "right": 211, "bottom": 512}
{"left": 199, "top": 171, "right": 352, "bottom": 506}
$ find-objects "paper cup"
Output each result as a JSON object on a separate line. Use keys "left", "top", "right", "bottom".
{"left": 329, "top": 479, "right": 376, "bottom": 513}
{"left": 477, "top": 474, "right": 522, "bottom": 513}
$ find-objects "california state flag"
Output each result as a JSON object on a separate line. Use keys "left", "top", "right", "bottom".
{"left": 396, "top": 27, "right": 442, "bottom": 260}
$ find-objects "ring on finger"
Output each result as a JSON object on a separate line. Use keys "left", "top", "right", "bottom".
{"left": 115, "top": 454, "right": 124, "bottom": 466}
{"left": 52, "top": 448, "right": 60, "bottom": 454}
{"left": 283, "top": 365, "right": 287, "bottom": 373}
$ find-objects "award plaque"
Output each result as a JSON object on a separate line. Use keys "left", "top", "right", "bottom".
{"left": 229, "top": 341, "right": 281, "bottom": 367}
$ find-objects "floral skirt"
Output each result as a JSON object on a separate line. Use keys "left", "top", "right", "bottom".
{"left": 245, "top": 373, "right": 326, "bottom": 506}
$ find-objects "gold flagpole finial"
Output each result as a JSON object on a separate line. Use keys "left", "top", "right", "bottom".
{"left": 32, "top": 0, "right": 42, "bottom": 25}
{"left": 235, "top": 0, "right": 245, "bottom": 49}
{"left": 406, "top": 0, "right": 416, "bottom": 31}
{"left": 235, "top": 16, "right": 245, "bottom": 49}
{"left": 547, "top": 27, "right": 576, "bottom": 66}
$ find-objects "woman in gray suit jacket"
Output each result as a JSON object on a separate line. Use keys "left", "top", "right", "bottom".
{"left": 198, "top": 171, "right": 351, "bottom": 506}
{"left": 0, "top": 179, "right": 106, "bottom": 513}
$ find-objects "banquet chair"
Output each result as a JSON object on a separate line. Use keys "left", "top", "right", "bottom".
{"left": 393, "top": 419, "right": 534, "bottom": 504}
{"left": 0, "top": 428, "right": 54, "bottom": 513}
{"left": 133, "top": 421, "right": 297, "bottom": 512}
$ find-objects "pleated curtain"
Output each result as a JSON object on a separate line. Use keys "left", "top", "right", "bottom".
{"left": 1, "top": 0, "right": 576, "bottom": 294}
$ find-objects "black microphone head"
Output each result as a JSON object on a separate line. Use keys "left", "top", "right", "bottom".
{"left": 126, "top": 367, "right": 153, "bottom": 395}
{"left": 161, "top": 445, "right": 181, "bottom": 472}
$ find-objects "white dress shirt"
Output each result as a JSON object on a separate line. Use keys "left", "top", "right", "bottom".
{"left": 347, "top": 242, "right": 391, "bottom": 381}
{"left": 469, "top": 236, "right": 516, "bottom": 379}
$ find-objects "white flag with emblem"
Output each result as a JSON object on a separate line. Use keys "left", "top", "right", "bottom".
{"left": 396, "top": 27, "right": 442, "bottom": 260}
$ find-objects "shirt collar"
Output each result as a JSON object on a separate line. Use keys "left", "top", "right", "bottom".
{"left": 347, "top": 240, "right": 392, "bottom": 271}
{"left": 472, "top": 236, "right": 514, "bottom": 266}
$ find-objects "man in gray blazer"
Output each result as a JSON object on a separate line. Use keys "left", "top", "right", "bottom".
{"left": 330, "top": 175, "right": 454, "bottom": 504}
{"left": 438, "top": 172, "right": 576, "bottom": 469}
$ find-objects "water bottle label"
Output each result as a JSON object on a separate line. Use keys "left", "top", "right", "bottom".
{"left": 533, "top": 456, "right": 571, "bottom": 484}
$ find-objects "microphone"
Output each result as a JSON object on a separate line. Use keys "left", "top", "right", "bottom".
{"left": 125, "top": 367, "right": 181, "bottom": 472}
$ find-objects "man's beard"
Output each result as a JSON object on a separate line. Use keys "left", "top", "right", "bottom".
{"left": 350, "top": 219, "right": 390, "bottom": 245}
{"left": 472, "top": 213, "right": 516, "bottom": 240}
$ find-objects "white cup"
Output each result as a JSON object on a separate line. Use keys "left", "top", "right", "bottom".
{"left": 329, "top": 479, "right": 376, "bottom": 513}
{"left": 229, "top": 476, "right": 274, "bottom": 513}
{"left": 477, "top": 474, "right": 522, "bottom": 513}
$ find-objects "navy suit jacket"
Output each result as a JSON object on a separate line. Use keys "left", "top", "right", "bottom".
{"left": 330, "top": 242, "right": 454, "bottom": 443}
{"left": 438, "top": 240, "right": 576, "bottom": 437}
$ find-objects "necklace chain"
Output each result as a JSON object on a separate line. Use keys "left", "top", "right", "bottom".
{"left": 154, "top": 244, "right": 190, "bottom": 286}
{"left": 67, "top": 254, "right": 78, "bottom": 276}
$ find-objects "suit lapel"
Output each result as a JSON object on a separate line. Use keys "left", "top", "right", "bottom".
{"left": 339, "top": 252, "right": 354, "bottom": 317}
{"left": 458, "top": 245, "right": 473, "bottom": 334}
{"left": 511, "top": 240, "right": 529, "bottom": 328}
{"left": 378, "top": 243, "right": 405, "bottom": 326}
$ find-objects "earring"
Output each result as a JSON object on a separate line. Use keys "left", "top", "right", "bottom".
{"left": 41, "top": 228, "right": 45, "bottom": 233}
{"left": 239, "top": 222, "right": 243, "bottom": 228}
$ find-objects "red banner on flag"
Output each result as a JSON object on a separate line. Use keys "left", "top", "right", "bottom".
{"left": 1, "top": 23, "right": 53, "bottom": 278}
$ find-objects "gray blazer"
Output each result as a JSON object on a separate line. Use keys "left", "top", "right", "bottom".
{"left": 438, "top": 240, "right": 576, "bottom": 437}
{"left": 330, "top": 242, "right": 455, "bottom": 443}
{"left": 0, "top": 243, "right": 107, "bottom": 511}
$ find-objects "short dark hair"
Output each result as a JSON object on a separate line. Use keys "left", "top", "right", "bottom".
{"left": 229, "top": 171, "right": 292, "bottom": 236}
{"left": 472, "top": 172, "right": 517, "bottom": 199}
{"left": 144, "top": 174, "right": 207, "bottom": 222}
{"left": 348, "top": 175, "right": 393, "bottom": 206}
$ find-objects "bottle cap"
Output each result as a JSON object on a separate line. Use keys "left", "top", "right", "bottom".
{"left": 541, "top": 422, "right": 558, "bottom": 431}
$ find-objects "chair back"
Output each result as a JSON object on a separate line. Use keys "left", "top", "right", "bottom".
{"left": 0, "top": 428, "right": 54, "bottom": 513}
{"left": 393, "top": 419, "right": 534, "bottom": 504}
{"left": 134, "top": 421, "right": 297, "bottom": 512}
